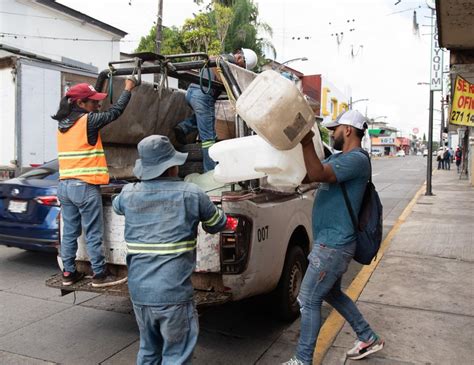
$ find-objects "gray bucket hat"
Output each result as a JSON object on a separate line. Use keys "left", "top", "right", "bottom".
{"left": 133, "top": 135, "right": 188, "bottom": 180}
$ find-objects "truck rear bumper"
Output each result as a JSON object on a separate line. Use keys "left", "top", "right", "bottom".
{"left": 45, "top": 274, "right": 232, "bottom": 307}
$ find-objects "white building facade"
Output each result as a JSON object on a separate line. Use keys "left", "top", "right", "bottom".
{"left": 1, "top": 0, "right": 126, "bottom": 71}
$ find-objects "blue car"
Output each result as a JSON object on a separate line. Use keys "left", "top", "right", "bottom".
{"left": 0, "top": 160, "right": 60, "bottom": 253}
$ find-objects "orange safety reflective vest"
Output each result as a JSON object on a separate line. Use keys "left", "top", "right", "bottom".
{"left": 57, "top": 115, "right": 109, "bottom": 185}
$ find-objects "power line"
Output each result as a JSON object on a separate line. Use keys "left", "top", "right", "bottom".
{"left": 0, "top": 32, "right": 137, "bottom": 43}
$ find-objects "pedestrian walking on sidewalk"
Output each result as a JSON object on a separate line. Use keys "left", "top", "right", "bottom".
{"left": 53, "top": 79, "right": 136, "bottom": 287}
{"left": 444, "top": 148, "right": 451, "bottom": 170}
{"left": 174, "top": 47, "right": 258, "bottom": 172}
{"left": 437, "top": 147, "right": 445, "bottom": 170}
{"left": 283, "top": 110, "right": 384, "bottom": 365}
{"left": 112, "top": 135, "right": 227, "bottom": 364}
{"left": 455, "top": 146, "right": 462, "bottom": 173}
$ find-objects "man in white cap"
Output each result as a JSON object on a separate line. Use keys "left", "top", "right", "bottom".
{"left": 284, "top": 110, "right": 384, "bottom": 365}
{"left": 112, "top": 135, "right": 227, "bottom": 364}
{"left": 174, "top": 48, "right": 258, "bottom": 172}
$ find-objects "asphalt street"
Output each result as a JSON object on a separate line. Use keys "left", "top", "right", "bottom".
{"left": 0, "top": 156, "right": 428, "bottom": 365}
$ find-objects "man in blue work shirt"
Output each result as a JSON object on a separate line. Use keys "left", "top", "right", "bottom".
{"left": 112, "top": 135, "right": 227, "bottom": 365}
{"left": 284, "top": 110, "right": 384, "bottom": 365}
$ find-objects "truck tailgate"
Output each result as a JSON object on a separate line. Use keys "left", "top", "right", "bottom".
{"left": 45, "top": 274, "right": 231, "bottom": 307}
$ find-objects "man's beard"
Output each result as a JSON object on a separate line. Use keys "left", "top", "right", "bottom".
{"left": 333, "top": 134, "right": 345, "bottom": 151}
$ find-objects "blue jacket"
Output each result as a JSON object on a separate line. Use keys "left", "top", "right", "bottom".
{"left": 112, "top": 177, "right": 226, "bottom": 305}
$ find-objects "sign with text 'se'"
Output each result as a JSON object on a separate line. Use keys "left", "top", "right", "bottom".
{"left": 430, "top": 10, "right": 443, "bottom": 91}
{"left": 450, "top": 76, "right": 474, "bottom": 127}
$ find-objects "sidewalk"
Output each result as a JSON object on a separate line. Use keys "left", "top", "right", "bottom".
{"left": 323, "top": 169, "right": 474, "bottom": 365}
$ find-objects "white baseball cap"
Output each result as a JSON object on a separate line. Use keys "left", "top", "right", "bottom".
{"left": 321, "top": 110, "right": 368, "bottom": 130}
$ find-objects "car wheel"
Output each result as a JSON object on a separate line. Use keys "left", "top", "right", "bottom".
{"left": 273, "top": 245, "right": 307, "bottom": 321}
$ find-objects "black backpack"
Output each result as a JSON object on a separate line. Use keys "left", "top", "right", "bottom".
{"left": 340, "top": 151, "right": 383, "bottom": 265}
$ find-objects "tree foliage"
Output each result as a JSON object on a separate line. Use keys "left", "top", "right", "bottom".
{"left": 136, "top": 26, "right": 185, "bottom": 55}
{"left": 136, "top": 0, "right": 274, "bottom": 62}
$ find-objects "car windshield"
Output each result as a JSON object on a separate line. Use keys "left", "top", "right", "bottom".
{"left": 18, "top": 160, "right": 59, "bottom": 180}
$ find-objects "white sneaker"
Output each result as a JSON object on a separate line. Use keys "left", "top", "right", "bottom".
{"left": 346, "top": 334, "right": 385, "bottom": 360}
{"left": 281, "top": 357, "right": 306, "bottom": 365}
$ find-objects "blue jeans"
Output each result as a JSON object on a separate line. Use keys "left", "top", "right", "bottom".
{"left": 295, "top": 242, "right": 375, "bottom": 364}
{"left": 178, "top": 85, "right": 217, "bottom": 172}
{"left": 57, "top": 179, "right": 105, "bottom": 275}
{"left": 133, "top": 301, "right": 199, "bottom": 365}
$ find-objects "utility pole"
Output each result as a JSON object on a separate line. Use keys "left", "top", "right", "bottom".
{"left": 426, "top": 89, "right": 434, "bottom": 195}
{"left": 154, "top": 0, "right": 163, "bottom": 83}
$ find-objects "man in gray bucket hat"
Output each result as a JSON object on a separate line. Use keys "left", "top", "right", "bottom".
{"left": 112, "top": 135, "right": 227, "bottom": 364}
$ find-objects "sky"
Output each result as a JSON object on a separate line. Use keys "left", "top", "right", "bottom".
{"left": 57, "top": 0, "right": 446, "bottom": 138}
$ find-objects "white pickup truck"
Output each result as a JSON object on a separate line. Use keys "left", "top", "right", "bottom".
{"left": 47, "top": 54, "right": 328, "bottom": 320}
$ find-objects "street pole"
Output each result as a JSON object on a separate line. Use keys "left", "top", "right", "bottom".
{"left": 440, "top": 96, "right": 445, "bottom": 146}
{"left": 154, "top": 0, "right": 163, "bottom": 83}
{"left": 426, "top": 89, "right": 434, "bottom": 196}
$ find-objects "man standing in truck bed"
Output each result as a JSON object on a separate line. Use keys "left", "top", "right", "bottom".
{"left": 174, "top": 47, "right": 258, "bottom": 172}
{"left": 112, "top": 135, "right": 227, "bottom": 364}
{"left": 284, "top": 110, "right": 384, "bottom": 365}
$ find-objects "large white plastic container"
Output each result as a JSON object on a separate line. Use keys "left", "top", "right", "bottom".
{"left": 209, "top": 136, "right": 266, "bottom": 183}
{"left": 209, "top": 128, "right": 324, "bottom": 187}
{"left": 236, "top": 70, "right": 315, "bottom": 150}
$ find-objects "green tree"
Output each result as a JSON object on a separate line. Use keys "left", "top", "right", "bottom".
{"left": 136, "top": 26, "right": 185, "bottom": 54}
{"left": 136, "top": 0, "right": 275, "bottom": 62}
{"left": 214, "top": 2, "right": 234, "bottom": 52}
{"left": 224, "top": 0, "right": 275, "bottom": 61}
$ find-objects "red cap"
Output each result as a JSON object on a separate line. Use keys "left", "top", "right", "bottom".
{"left": 65, "top": 83, "right": 107, "bottom": 101}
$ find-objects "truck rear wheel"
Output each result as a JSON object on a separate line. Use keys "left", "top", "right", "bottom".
{"left": 274, "top": 245, "right": 307, "bottom": 321}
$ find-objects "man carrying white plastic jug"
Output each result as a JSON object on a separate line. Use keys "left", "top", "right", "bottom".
{"left": 174, "top": 48, "right": 258, "bottom": 172}
{"left": 283, "top": 110, "right": 384, "bottom": 365}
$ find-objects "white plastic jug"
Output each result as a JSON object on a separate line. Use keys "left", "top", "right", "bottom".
{"left": 209, "top": 129, "right": 325, "bottom": 187}
{"left": 236, "top": 70, "right": 315, "bottom": 150}
{"left": 255, "top": 126, "right": 325, "bottom": 187}
{"left": 209, "top": 136, "right": 266, "bottom": 183}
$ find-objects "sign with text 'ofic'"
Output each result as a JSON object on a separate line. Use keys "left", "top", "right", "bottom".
{"left": 450, "top": 76, "right": 474, "bottom": 127}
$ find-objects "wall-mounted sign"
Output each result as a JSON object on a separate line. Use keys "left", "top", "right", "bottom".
{"left": 430, "top": 10, "right": 443, "bottom": 91}
{"left": 449, "top": 76, "right": 474, "bottom": 127}
{"left": 379, "top": 137, "right": 395, "bottom": 145}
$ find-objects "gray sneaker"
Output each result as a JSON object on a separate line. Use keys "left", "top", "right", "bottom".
{"left": 91, "top": 272, "right": 127, "bottom": 288}
{"left": 346, "top": 334, "right": 384, "bottom": 360}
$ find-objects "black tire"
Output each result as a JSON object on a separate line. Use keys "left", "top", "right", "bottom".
{"left": 177, "top": 143, "right": 203, "bottom": 162}
{"left": 273, "top": 245, "right": 308, "bottom": 321}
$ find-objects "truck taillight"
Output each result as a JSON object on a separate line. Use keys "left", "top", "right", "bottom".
{"left": 220, "top": 214, "right": 252, "bottom": 274}
{"left": 225, "top": 216, "right": 239, "bottom": 231}
{"left": 35, "top": 196, "right": 60, "bottom": 206}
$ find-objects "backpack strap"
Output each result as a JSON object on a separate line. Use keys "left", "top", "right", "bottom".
{"left": 341, "top": 182, "right": 358, "bottom": 232}
{"left": 340, "top": 149, "right": 372, "bottom": 232}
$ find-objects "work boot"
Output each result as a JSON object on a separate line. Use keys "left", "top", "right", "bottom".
{"left": 174, "top": 126, "right": 187, "bottom": 145}
{"left": 91, "top": 271, "right": 127, "bottom": 288}
{"left": 346, "top": 334, "right": 385, "bottom": 360}
{"left": 62, "top": 270, "right": 84, "bottom": 286}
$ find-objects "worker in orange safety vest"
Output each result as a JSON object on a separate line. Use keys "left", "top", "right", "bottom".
{"left": 52, "top": 79, "right": 135, "bottom": 287}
